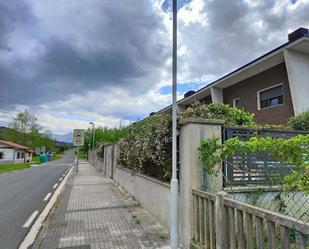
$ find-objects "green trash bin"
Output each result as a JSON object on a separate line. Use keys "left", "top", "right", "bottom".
{"left": 39, "top": 153, "right": 48, "bottom": 163}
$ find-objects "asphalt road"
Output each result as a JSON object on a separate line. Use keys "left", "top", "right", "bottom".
{"left": 0, "top": 151, "right": 75, "bottom": 249}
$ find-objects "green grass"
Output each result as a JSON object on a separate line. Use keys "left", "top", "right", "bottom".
{"left": 0, "top": 153, "right": 65, "bottom": 174}
{"left": 52, "top": 153, "right": 64, "bottom": 161}
{"left": 0, "top": 161, "right": 35, "bottom": 174}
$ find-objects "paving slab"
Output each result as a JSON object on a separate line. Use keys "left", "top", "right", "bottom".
{"left": 32, "top": 161, "right": 170, "bottom": 249}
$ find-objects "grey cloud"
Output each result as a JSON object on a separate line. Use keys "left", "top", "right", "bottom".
{"left": 207, "top": 0, "right": 249, "bottom": 30}
{"left": 0, "top": 0, "right": 169, "bottom": 108}
{"left": 178, "top": 0, "right": 309, "bottom": 82}
{"left": 0, "top": 1, "right": 34, "bottom": 50}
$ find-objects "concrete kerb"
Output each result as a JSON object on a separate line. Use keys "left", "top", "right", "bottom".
{"left": 18, "top": 163, "right": 75, "bottom": 249}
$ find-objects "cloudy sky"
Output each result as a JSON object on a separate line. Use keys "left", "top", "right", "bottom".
{"left": 1, "top": 0, "right": 309, "bottom": 134}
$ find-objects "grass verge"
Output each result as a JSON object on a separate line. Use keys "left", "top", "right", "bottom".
{"left": 0, "top": 153, "right": 65, "bottom": 174}
{"left": 52, "top": 153, "right": 64, "bottom": 161}
{"left": 0, "top": 161, "right": 36, "bottom": 174}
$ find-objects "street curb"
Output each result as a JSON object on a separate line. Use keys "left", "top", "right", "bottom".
{"left": 18, "top": 163, "right": 75, "bottom": 249}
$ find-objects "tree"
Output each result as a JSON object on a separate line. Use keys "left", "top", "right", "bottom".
{"left": 5, "top": 110, "right": 41, "bottom": 146}
{"left": 10, "top": 110, "right": 41, "bottom": 133}
{"left": 3, "top": 110, "right": 58, "bottom": 152}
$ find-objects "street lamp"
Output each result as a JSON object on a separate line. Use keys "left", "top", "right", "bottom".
{"left": 170, "top": 0, "right": 179, "bottom": 248}
{"left": 89, "top": 122, "right": 95, "bottom": 165}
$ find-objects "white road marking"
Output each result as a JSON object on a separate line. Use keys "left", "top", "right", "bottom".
{"left": 18, "top": 165, "right": 74, "bottom": 249}
{"left": 43, "top": 193, "right": 52, "bottom": 201}
{"left": 59, "top": 178, "right": 63, "bottom": 181}
{"left": 53, "top": 183, "right": 58, "bottom": 189}
{"left": 22, "top": 210, "right": 39, "bottom": 228}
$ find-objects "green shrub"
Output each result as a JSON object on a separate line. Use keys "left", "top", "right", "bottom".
{"left": 287, "top": 111, "right": 309, "bottom": 131}
{"left": 180, "top": 102, "right": 255, "bottom": 126}
{"left": 118, "top": 114, "right": 172, "bottom": 181}
{"left": 198, "top": 135, "right": 309, "bottom": 194}
{"left": 84, "top": 127, "right": 126, "bottom": 149}
{"left": 117, "top": 103, "right": 256, "bottom": 181}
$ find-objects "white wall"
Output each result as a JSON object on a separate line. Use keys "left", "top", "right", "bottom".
{"left": 0, "top": 148, "right": 14, "bottom": 162}
{"left": 96, "top": 158, "right": 104, "bottom": 172}
{"left": 14, "top": 150, "right": 25, "bottom": 163}
{"left": 0, "top": 147, "right": 26, "bottom": 163}
{"left": 284, "top": 49, "right": 309, "bottom": 114}
{"left": 113, "top": 165, "right": 171, "bottom": 230}
{"left": 210, "top": 87, "right": 223, "bottom": 103}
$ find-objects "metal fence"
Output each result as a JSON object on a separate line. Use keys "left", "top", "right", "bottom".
{"left": 222, "top": 126, "right": 308, "bottom": 187}
{"left": 223, "top": 126, "right": 309, "bottom": 140}
{"left": 200, "top": 126, "right": 309, "bottom": 223}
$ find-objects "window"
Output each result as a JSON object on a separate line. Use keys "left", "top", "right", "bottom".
{"left": 21, "top": 152, "right": 24, "bottom": 159}
{"left": 0, "top": 152, "right": 4, "bottom": 159}
{"left": 258, "top": 84, "right": 283, "bottom": 110}
{"left": 17, "top": 152, "right": 21, "bottom": 159}
{"left": 233, "top": 98, "right": 240, "bottom": 109}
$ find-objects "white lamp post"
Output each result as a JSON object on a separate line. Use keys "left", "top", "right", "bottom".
{"left": 170, "top": 0, "right": 178, "bottom": 248}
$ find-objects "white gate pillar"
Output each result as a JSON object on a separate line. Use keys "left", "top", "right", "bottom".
{"left": 179, "top": 118, "right": 224, "bottom": 248}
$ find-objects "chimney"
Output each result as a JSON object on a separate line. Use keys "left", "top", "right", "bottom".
{"left": 288, "top": 27, "right": 309, "bottom": 42}
{"left": 184, "top": 90, "right": 196, "bottom": 98}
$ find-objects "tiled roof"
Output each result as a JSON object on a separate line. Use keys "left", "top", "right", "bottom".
{"left": 0, "top": 140, "right": 33, "bottom": 151}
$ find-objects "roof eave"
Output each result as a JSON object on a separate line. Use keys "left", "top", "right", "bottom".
{"left": 159, "top": 36, "right": 309, "bottom": 113}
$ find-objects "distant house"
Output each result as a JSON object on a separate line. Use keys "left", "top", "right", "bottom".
{"left": 0, "top": 140, "right": 34, "bottom": 164}
{"left": 159, "top": 27, "right": 309, "bottom": 125}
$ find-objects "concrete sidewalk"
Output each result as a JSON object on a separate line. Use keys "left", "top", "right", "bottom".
{"left": 32, "top": 161, "right": 169, "bottom": 249}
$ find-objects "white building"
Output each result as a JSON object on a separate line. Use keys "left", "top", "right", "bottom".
{"left": 0, "top": 140, "right": 33, "bottom": 164}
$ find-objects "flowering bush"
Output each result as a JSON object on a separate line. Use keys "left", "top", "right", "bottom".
{"left": 96, "top": 144, "right": 105, "bottom": 160}
{"left": 118, "top": 114, "right": 172, "bottom": 181}
{"left": 118, "top": 103, "right": 256, "bottom": 181}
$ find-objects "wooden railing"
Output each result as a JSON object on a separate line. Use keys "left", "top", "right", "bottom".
{"left": 192, "top": 189, "right": 309, "bottom": 249}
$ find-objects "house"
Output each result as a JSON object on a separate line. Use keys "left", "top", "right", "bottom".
{"left": 0, "top": 140, "right": 34, "bottom": 164}
{"left": 159, "top": 27, "right": 309, "bottom": 125}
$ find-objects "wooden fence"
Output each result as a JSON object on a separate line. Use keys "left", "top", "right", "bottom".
{"left": 192, "top": 189, "right": 309, "bottom": 249}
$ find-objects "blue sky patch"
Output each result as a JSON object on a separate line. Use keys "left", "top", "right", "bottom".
{"left": 161, "top": 0, "right": 190, "bottom": 12}
{"left": 160, "top": 82, "right": 204, "bottom": 95}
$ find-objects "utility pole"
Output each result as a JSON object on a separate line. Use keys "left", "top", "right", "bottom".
{"left": 170, "top": 0, "right": 178, "bottom": 248}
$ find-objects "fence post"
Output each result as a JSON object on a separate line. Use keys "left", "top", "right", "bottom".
{"left": 103, "top": 146, "right": 107, "bottom": 175}
{"left": 88, "top": 150, "right": 93, "bottom": 165}
{"left": 112, "top": 143, "right": 118, "bottom": 179}
{"left": 215, "top": 191, "right": 229, "bottom": 249}
{"left": 95, "top": 149, "right": 98, "bottom": 167}
{"left": 178, "top": 118, "right": 225, "bottom": 248}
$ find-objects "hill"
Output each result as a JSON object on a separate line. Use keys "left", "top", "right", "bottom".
{"left": 51, "top": 132, "right": 73, "bottom": 144}
{"left": 0, "top": 126, "right": 9, "bottom": 139}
